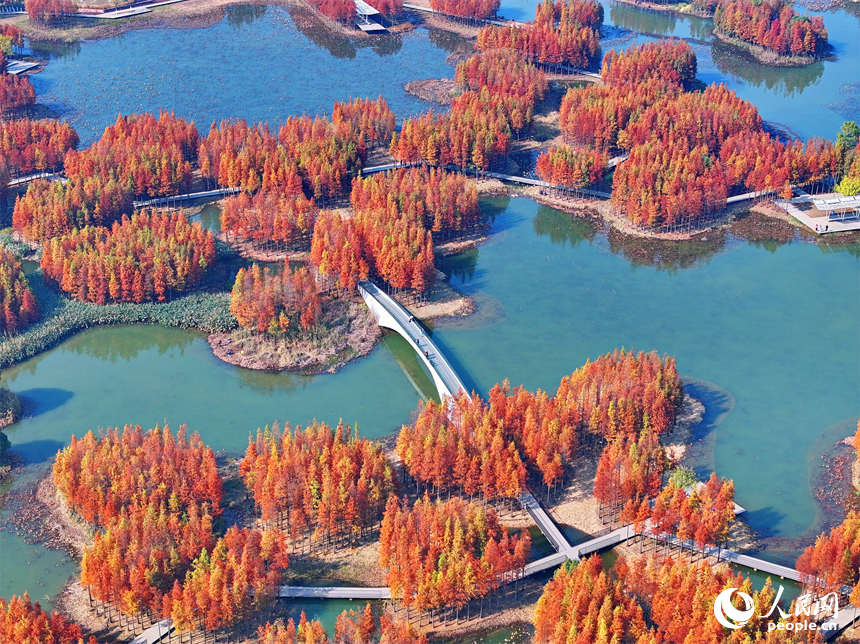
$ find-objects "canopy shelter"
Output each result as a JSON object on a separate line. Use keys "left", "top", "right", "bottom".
{"left": 353, "top": 0, "right": 387, "bottom": 31}
{"left": 813, "top": 195, "right": 860, "bottom": 222}
{"left": 354, "top": 0, "right": 380, "bottom": 15}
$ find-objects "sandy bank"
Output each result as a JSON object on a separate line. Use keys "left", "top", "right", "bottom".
{"left": 208, "top": 297, "right": 380, "bottom": 373}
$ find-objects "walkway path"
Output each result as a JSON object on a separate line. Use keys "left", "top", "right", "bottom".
{"left": 357, "top": 279, "right": 467, "bottom": 400}
{"left": 132, "top": 186, "right": 240, "bottom": 209}
{"left": 129, "top": 619, "right": 174, "bottom": 644}
{"left": 483, "top": 170, "right": 612, "bottom": 198}
{"left": 279, "top": 586, "right": 392, "bottom": 599}
{"left": 7, "top": 172, "right": 59, "bottom": 187}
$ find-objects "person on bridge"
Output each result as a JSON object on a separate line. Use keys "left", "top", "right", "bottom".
{"left": 424, "top": 349, "right": 429, "bottom": 359}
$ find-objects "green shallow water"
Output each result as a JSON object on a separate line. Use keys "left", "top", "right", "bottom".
{"left": 435, "top": 198, "right": 860, "bottom": 557}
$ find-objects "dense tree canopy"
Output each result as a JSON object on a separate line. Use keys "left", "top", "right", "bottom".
{"left": 0, "top": 594, "right": 97, "bottom": 644}
{"left": 0, "top": 118, "right": 78, "bottom": 175}
{"left": 390, "top": 51, "right": 546, "bottom": 170}
{"left": 430, "top": 0, "right": 499, "bottom": 18}
{"left": 535, "top": 555, "right": 825, "bottom": 644}
{"left": 0, "top": 248, "right": 40, "bottom": 335}
{"left": 241, "top": 421, "right": 398, "bottom": 545}
{"left": 231, "top": 263, "right": 321, "bottom": 334}
{"left": 714, "top": 0, "right": 828, "bottom": 58}
{"left": 41, "top": 211, "right": 216, "bottom": 303}
{"left": 379, "top": 495, "right": 530, "bottom": 610}
{"left": 550, "top": 40, "right": 839, "bottom": 226}
{"left": 311, "top": 166, "right": 474, "bottom": 293}
{"left": 477, "top": 0, "right": 603, "bottom": 70}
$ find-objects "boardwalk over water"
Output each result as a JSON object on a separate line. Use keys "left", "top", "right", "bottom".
{"left": 280, "top": 586, "right": 392, "bottom": 599}
{"left": 338, "top": 282, "right": 859, "bottom": 638}
{"left": 358, "top": 280, "right": 467, "bottom": 400}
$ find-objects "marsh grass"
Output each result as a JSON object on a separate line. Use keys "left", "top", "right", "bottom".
{"left": 0, "top": 267, "right": 237, "bottom": 368}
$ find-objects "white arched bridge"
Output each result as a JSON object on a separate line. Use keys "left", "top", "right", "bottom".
{"left": 131, "top": 281, "right": 855, "bottom": 643}
{"left": 357, "top": 280, "right": 467, "bottom": 401}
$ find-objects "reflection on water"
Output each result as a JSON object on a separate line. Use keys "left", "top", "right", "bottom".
{"left": 440, "top": 247, "right": 479, "bottom": 284}
{"left": 605, "top": 227, "right": 728, "bottom": 271}
{"left": 282, "top": 3, "right": 358, "bottom": 59}
{"left": 62, "top": 324, "right": 197, "bottom": 363}
{"left": 609, "top": 2, "right": 676, "bottom": 37}
{"left": 283, "top": 3, "right": 403, "bottom": 59}
{"left": 226, "top": 4, "right": 268, "bottom": 28}
{"left": 427, "top": 27, "right": 474, "bottom": 55}
{"left": 193, "top": 203, "right": 223, "bottom": 233}
{"left": 678, "top": 377, "right": 736, "bottom": 478}
{"left": 532, "top": 206, "right": 598, "bottom": 249}
{"left": 380, "top": 332, "right": 438, "bottom": 403}
{"left": 711, "top": 40, "right": 825, "bottom": 97}
{"left": 26, "top": 39, "right": 81, "bottom": 60}
{"left": 606, "top": 0, "right": 714, "bottom": 40}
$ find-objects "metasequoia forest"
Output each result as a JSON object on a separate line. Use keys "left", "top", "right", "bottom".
{"left": 0, "top": 247, "right": 40, "bottom": 334}
{"left": 713, "top": 0, "right": 828, "bottom": 58}
{"left": 476, "top": 0, "right": 603, "bottom": 70}
{"left": 1, "top": 349, "right": 847, "bottom": 642}
{"left": 533, "top": 554, "right": 822, "bottom": 643}
{"left": 240, "top": 421, "right": 398, "bottom": 545}
{"left": 40, "top": 211, "right": 216, "bottom": 303}
{"left": 429, "top": 0, "right": 500, "bottom": 19}
{"left": 551, "top": 40, "right": 838, "bottom": 225}
{"left": 230, "top": 264, "right": 322, "bottom": 334}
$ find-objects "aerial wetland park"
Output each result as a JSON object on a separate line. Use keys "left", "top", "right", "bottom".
{"left": 0, "top": 0, "right": 858, "bottom": 640}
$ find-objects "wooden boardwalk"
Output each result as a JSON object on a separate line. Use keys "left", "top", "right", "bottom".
{"left": 129, "top": 619, "right": 174, "bottom": 644}
{"left": 132, "top": 186, "right": 240, "bottom": 208}
{"left": 280, "top": 586, "right": 392, "bottom": 599}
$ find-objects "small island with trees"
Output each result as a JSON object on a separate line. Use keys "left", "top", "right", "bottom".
{"left": 3, "top": 350, "right": 857, "bottom": 643}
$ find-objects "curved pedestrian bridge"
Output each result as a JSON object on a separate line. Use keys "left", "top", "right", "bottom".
{"left": 358, "top": 280, "right": 467, "bottom": 401}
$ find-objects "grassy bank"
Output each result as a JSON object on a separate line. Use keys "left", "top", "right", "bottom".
{"left": 0, "top": 387, "right": 23, "bottom": 428}
{"left": 712, "top": 28, "right": 820, "bottom": 66}
{"left": 0, "top": 268, "right": 237, "bottom": 369}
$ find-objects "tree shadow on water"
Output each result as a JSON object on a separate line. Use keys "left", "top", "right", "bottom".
{"left": 679, "top": 377, "right": 736, "bottom": 477}
{"left": 16, "top": 388, "right": 73, "bottom": 418}
{"left": 5, "top": 438, "right": 67, "bottom": 464}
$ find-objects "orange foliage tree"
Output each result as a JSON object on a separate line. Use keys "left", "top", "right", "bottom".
{"left": 476, "top": 0, "right": 603, "bottom": 71}
{"left": 714, "top": 0, "right": 827, "bottom": 58}
{"left": 378, "top": 495, "right": 530, "bottom": 611}
{"left": 231, "top": 263, "right": 321, "bottom": 334}
{"left": 0, "top": 593, "right": 97, "bottom": 644}
{"left": 240, "top": 420, "right": 398, "bottom": 546}
{"left": 0, "top": 248, "right": 40, "bottom": 335}
{"left": 0, "top": 118, "right": 78, "bottom": 175}
{"left": 41, "top": 211, "right": 216, "bottom": 303}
